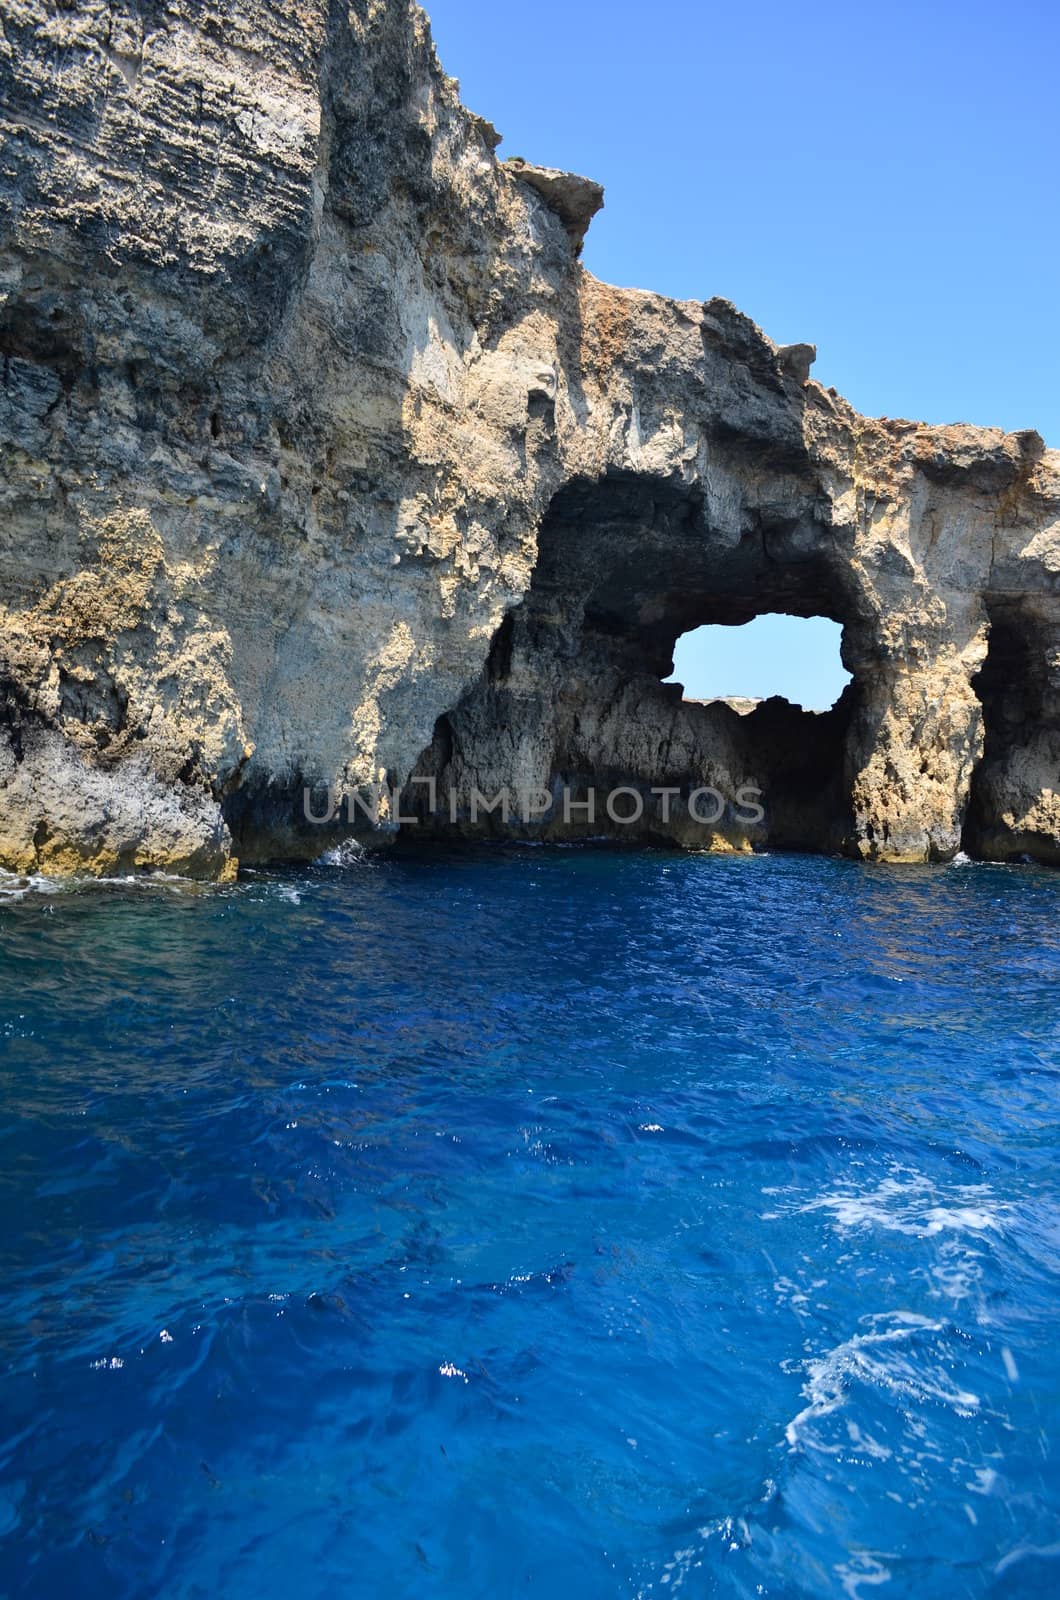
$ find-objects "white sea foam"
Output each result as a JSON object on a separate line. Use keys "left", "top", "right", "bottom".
{"left": 0, "top": 870, "right": 63, "bottom": 902}
{"left": 772, "top": 1170, "right": 1006, "bottom": 1240}
{"left": 835, "top": 1553, "right": 893, "bottom": 1599}
{"left": 765, "top": 1168, "right": 1012, "bottom": 1318}
{"left": 995, "top": 1540, "right": 1060, "bottom": 1577}
{"left": 785, "top": 1311, "right": 980, "bottom": 1455}
{"left": 316, "top": 838, "right": 366, "bottom": 866}
{"left": 0, "top": 867, "right": 197, "bottom": 901}
{"left": 918, "top": 1241, "right": 988, "bottom": 1306}
{"left": 772, "top": 1274, "right": 828, "bottom": 1317}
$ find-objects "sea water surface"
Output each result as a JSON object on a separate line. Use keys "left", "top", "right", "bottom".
{"left": 1, "top": 848, "right": 1058, "bottom": 1598}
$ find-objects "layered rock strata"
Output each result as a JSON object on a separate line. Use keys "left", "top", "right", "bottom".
{"left": 0, "top": 0, "right": 1057, "bottom": 876}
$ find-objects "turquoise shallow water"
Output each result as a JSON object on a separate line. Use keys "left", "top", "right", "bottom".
{"left": 1, "top": 848, "right": 1058, "bottom": 1598}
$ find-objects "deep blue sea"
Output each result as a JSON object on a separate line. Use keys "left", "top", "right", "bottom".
{"left": 1, "top": 848, "right": 1058, "bottom": 1598}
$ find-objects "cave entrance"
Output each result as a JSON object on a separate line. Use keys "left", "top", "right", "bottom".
{"left": 963, "top": 599, "right": 1059, "bottom": 863}
{"left": 665, "top": 614, "right": 852, "bottom": 713}
{"left": 407, "top": 472, "right": 862, "bottom": 853}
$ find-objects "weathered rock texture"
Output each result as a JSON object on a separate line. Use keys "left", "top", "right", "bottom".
{"left": 0, "top": 0, "right": 1057, "bottom": 875}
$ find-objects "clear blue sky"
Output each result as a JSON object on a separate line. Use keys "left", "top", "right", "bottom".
{"left": 667, "top": 617, "right": 850, "bottom": 711}
{"left": 427, "top": 0, "right": 1059, "bottom": 703}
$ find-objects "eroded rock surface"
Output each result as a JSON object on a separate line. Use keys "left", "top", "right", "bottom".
{"left": 0, "top": 0, "right": 1057, "bottom": 875}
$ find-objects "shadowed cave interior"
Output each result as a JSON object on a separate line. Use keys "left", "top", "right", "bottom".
{"left": 963, "top": 596, "right": 1060, "bottom": 864}
{"left": 406, "top": 473, "right": 865, "bottom": 852}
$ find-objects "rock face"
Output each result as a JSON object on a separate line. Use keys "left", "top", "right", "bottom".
{"left": 0, "top": 0, "right": 1057, "bottom": 876}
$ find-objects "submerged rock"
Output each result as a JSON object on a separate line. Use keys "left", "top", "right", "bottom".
{"left": 0, "top": 1, "right": 1057, "bottom": 876}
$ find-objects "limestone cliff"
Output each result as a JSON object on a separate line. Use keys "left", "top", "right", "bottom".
{"left": 0, "top": 0, "right": 1057, "bottom": 876}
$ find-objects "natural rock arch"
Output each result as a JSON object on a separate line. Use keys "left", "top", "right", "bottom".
{"left": 405, "top": 464, "right": 1002, "bottom": 863}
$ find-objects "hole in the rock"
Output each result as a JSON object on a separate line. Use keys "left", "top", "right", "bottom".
{"left": 403, "top": 476, "right": 864, "bottom": 854}
{"left": 963, "top": 600, "right": 1049, "bottom": 859}
{"left": 969, "top": 606, "right": 1034, "bottom": 740}
{"left": 665, "top": 614, "right": 851, "bottom": 712}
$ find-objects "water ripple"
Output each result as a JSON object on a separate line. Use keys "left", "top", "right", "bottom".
{"left": 1, "top": 848, "right": 1058, "bottom": 1598}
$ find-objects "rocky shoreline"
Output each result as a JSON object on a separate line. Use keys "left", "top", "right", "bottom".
{"left": 1, "top": 1, "right": 1057, "bottom": 875}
